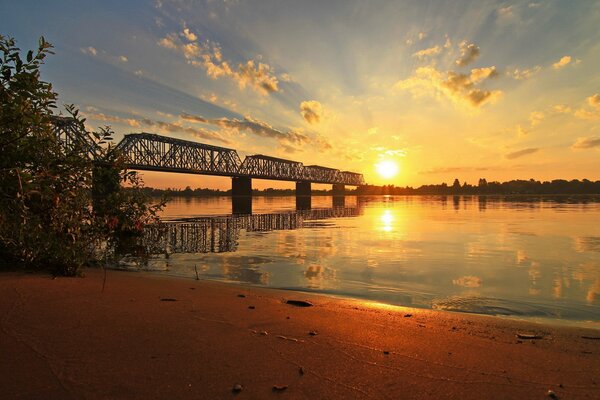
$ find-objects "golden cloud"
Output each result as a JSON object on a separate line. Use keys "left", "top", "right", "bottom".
{"left": 395, "top": 65, "right": 502, "bottom": 108}
{"left": 85, "top": 111, "right": 229, "bottom": 144}
{"left": 552, "top": 55, "right": 572, "bottom": 70}
{"left": 455, "top": 41, "right": 480, "bottom": 67}
{"left": 572, "top": 137, "right": 600, "bottom": 149}
{"left": 505, "top": 147, "right": 539, "bottom": 159}
{"left": 510, "top": 65, "right": 541, "bottom": 80}
{"left": 588, "top": 94, "right": 600, "bottom": 110}
{"left": 529, "top": 111, "right": 545, "bottom": 127}
{"left": 300, "top": 100, "right": 323, "bottom": 124}
{"left": 158, "top": 29, "right": 280, "bottom": 95}
{"left": 412, "top": 45, "right": 442, "bottom": 59}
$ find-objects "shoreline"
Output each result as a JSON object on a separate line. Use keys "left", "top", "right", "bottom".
{"left": 1, "top": 268, "right": 599, "bottom": 399}
{"left": 116, "top": 267, "right": 600, "bottom": 331}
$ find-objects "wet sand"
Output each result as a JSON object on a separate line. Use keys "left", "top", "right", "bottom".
{"left": 1, "top": 269, "right": 598, "bottom": 399}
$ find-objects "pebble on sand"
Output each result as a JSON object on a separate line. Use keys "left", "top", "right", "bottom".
{"left": 232, "top": 384, "right": 243, "bottom": 393}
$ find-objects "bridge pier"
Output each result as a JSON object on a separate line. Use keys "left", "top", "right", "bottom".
{"left": 332, "top": 184, "right": 345, "bottom": 196}
{"left": 232, "top": 177, "right": 252, "bottom": 214}
{"left": 332, "top": 196, "right": 345, "bottom": 208}
{"left": 295, "top": 181, "right": 311, "bottom": 210}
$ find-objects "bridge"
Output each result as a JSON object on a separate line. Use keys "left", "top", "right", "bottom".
{"left": 54, "top": 118, "right": 366, "bottom": 213}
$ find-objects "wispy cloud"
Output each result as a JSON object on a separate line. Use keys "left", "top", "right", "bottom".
{"left": 420, "top": 166, "right": 489, "bottom": 174}
{"left": 529, "top": 111, "right": 545, "bottom": 127}
{"left": 509, "top": 65, "right": 541, "bottom": 80}
{"left": 180, "top": 112, "right": 332, "bottom": 153}
{"left": 505, "top": 147, "right": 539, "bottom": 159}
{"left": 80, "top": 46, "right": 97, "bottom": 56}
{"left": 158, "top": 27, "right": 280, "bottom": 95}
{"left": 84, "top": 111, "right": 229, "bottom": 144}
{"left": 572, "top": 137, "right": 600, "bottom": 149}
{"left": 413, "top": 45, "right": 442, "bottom": 59}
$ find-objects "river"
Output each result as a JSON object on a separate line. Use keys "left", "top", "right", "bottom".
{"left": 118, "top": 195, "right": 600, "bottom": 326}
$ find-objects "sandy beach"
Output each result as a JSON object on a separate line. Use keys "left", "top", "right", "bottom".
{"left": 1, "top": 269, "right": 598, "bottom": 399}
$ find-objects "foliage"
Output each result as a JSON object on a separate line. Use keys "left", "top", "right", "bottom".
{"left": 355, "top": 179, "right": 600, "bottom": 196}
{"left": 0, "top": 35, "right": 165, "bottom": 275}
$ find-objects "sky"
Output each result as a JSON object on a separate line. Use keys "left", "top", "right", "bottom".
{"left": 2, "top": 0, "right": 600, "bottom": 189}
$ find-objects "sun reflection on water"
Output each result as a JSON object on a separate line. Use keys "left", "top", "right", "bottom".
{"left": 380, "top": 209, "right": 394, "bottom": 232}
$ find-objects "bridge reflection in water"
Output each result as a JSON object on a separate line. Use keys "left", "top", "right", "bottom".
{"left": 141, "top": 205, "right": 363, "bottom": 255}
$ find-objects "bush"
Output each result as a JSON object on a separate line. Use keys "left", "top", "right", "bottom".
{"left": 0, "top": 35, "right": 165, "bottom": 275}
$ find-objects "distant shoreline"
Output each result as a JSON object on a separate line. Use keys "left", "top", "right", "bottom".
{"left": 134, "top": 178, "right": 600, "bottom": 197}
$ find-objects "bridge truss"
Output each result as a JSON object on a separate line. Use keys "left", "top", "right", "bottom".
{"left": 53, "top": 120, "right": 365, "bottom": 186}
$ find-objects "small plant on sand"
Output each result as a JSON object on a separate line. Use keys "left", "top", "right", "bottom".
{"left": 0, "top": 35, "right": 165, "bottom": 275}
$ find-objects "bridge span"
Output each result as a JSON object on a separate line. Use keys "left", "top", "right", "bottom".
{"left": 54, "top": 118, "right": 366, "bottom": 213}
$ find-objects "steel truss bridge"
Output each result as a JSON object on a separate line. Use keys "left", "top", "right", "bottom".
{"left": 114, "top": 133, "right": 365, "bottom": 186}
{"left": 53, "top": 117, "right": 365, "bottom": 213}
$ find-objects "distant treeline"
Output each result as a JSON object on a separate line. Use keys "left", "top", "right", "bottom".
{"left": 355, "top": 178, "right": 600, "bottom": 195}
{"left": 130, "top": 178, "right": 600, "bottom": 197}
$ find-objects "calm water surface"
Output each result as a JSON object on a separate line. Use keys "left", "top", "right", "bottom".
{"left": 122, "top": 195, "right": 600, "bottom": 325}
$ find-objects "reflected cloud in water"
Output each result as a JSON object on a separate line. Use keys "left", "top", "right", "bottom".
{"left": 115, "top": 195, "right": 600, "bottom": 323}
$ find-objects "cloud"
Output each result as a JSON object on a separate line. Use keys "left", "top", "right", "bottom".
{"left": 497, "top": 6, "right": 514, "bottom": 17}
{"left": 181, "top": 112, "right": 307, "bottom": 145}
{"left": 84, "top": 111, "right": 229, "bottom": 144}
{"left": 572, "top": 137, "right": 600, "bottom": 149}
{"left": 181, "top": 27, "right": 197, "bottom": 42}
{"left": 552, "top": 55, "right": 572, "bottom": 70}
{"left": 453, "top": 275, "right": 482, "bottom": 288}
{"left": 419, "top": 166, "right": 489, "bottom": 174}
{"left": 395, "top": 65, "right": 502, "bottom": 108}
{"left": 587, "top": 94, "right": 600, "bottom": 110}
{"left": 158, "top": 29, "right": 280, "bottom": 95}
{"left": 529, "top": 111, "right": 545, "bottom": 127}
{"left": 119, "top": 55, "right": 128, "bottom": 62}
{"left": 300, "top": 100, "right": 323, "bottom": 124}
{"left": 85, "top": 112, "right": 141, "bottom": 128}
{"left": 553, "top": 104, "right": 572, "bottom": 114}
{"left": 413, "top": 45, "right": 441, "bottom": 59}
{"left": 80, "top": 46, "right": 97, "bottom": 56}
{"left": 455, "top": 41, "right": 480, "bottom": 67}
{"left": 510, "top": 65, "right": 541, "bottom": 80}
{"left": 181, "top": 112, "right": 333, "bottom": 153}
{"left": 505, "top": 147, "right": 539, "bottom": 159}
{"left": 574, "top": 93, "right": 600, "bottom": 119}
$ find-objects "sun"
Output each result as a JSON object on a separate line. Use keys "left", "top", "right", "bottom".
{"left": 375, "top": 160, "right": 399, "bottom": 179}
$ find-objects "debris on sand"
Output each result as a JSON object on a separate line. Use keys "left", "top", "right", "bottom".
{"left": 547, "top": 389, "right": 558, "bottom": 399}
{"left": 232, "top": 384, "right": 243, "bottom": 393}
{"left": 404, "top": 313, "right": 412, "bottom": 318}
{"left": 237, "top": 294, "right": 246, "bottom": 298}
{"left": 383, "top": 350, "right": 390, "bottom": 355}
{"left": 159, "top": 298, "right": 177, "bottom": 302}
{"left": 516, "top": 333, "right": 543, "bottom": 340}
{"left": 248, "top": 306, "right": 255, "bottom": 309}
{"left": 272, "top": 385, "right": 288, "bottom": 392}
{"left": 260, "top": 331, "right": 268, "bottom": 336}
{"left": 285, "top": 299, "right": 313, "bottom": 307}
{"left": 309, "top": 330, "right": 318, "bottom": 336}
{"left": 299, "top": 366, "right": 305, "bottom": 375}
